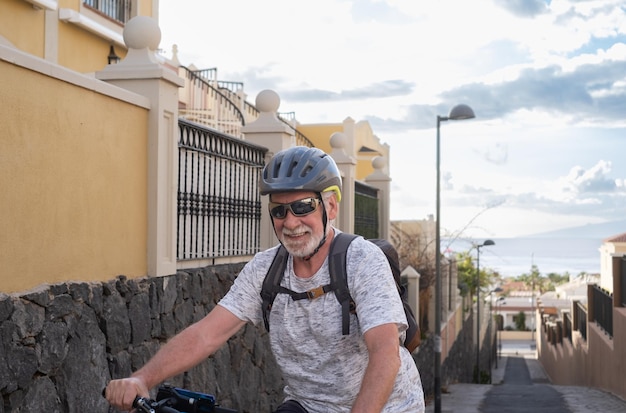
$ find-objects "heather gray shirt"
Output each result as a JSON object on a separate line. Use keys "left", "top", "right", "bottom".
{"left": 219, "top": 233, "right": 425, "bottom": 412}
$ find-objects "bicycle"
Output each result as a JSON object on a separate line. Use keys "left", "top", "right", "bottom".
{"left": 116, "top": 384, "right": 238, "bottom": 413}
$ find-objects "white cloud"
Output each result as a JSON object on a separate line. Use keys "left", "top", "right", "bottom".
{"left": 158, "top": 0, "right": 626, "bottom": 237}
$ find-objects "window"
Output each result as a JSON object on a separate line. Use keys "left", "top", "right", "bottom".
{"left": 83, "top": 0, "right": 131, "bottom": 24}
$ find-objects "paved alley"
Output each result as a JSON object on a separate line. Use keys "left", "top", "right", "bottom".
{"left": 425, "top": 352, "right": 626, "bottom": 413}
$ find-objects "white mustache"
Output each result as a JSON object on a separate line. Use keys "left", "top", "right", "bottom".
{"left": 282, "top": 225, "right": 312, "bottom": 237}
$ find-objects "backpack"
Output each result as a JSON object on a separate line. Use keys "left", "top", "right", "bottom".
{"left": 260, "top": 232, "right": 421, "bottom": 352}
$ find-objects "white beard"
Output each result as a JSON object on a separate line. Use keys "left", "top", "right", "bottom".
{"left": 279, "top": 224, "right": 324, "bottom": 258}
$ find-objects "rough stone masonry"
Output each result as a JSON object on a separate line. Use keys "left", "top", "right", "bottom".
{"left": 0, "top": 264, "right": 284, "bottom": 413}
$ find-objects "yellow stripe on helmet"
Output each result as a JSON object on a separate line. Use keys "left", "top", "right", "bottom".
{"left": 323, "top": 185, "right": 342, "bottom": 202}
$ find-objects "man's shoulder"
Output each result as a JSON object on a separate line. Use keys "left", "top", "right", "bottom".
{"left": 334, "top": 232, "right": 383, "bottom": 254}
{"left": 247, "top": 244, "right": 284, "bottom": 273}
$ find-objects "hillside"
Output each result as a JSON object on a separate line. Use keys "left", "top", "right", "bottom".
{"left": 528, "top": 219, "right": 626, "bottom": 239}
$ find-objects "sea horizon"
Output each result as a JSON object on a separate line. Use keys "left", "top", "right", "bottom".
{"left": 443, "top": 236, "right": 602, "bottom": 278}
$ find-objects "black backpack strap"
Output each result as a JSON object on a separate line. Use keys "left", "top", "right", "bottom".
{"left": 328, "top": 232, "right": 358, "bottom": 335}
{"left": 261, "top": 245, "right": 290, "bottom": 332}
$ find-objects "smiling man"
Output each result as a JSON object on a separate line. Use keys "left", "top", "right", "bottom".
{"left": 105, "top": 146, "right": 424, "bottom": 413}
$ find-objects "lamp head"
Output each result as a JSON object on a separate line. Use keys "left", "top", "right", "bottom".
{"left": 482, "top": 239, "right": 495, "bottom": 247}
{"left": 449, "top": 104, "right": 475, "bottom": 120}
{"left": 107, "top": 45, "right": 120, "bottom": 64}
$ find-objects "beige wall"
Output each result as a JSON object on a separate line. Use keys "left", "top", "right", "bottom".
{"left": 0, "top": 0, "right": 46, "bottom": 56}
{"left": 539, "top": 307, "right": 626, "bottom": 400}
{"left": 0, "top": 58, "right": 149, "bottom": 293}
{"left": 298, "top": 120, "right": 390, "bottom": 180}
{"left": 57, "top": 18, "right": 122, "bottom": 72}
{"left": 297, "top": 123, "right": 342, "bottom": 155}
{"left": 0, "top": 0, "right": 158, "bottom": 74}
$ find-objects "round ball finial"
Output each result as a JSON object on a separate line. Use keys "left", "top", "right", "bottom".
{"left": 330, "top": 132, "right": 347, "bottom": 149}
{"left": 256, "top": 90, "right": 280, "bottom": 113}
{"left": 123, "top": 16, "right": 161, "bottom": 50}
{"left": 372, "top": 156, "right": 386, "bottom": 170}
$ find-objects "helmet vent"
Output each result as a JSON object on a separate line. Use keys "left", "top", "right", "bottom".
{"left": 287, "top": 160, "right": 298, "bottom": 177}
{"left": 301, "top": 165, "right": 313, "bottom": 177}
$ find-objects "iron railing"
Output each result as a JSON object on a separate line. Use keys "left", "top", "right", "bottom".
{"left": 592, "top": 284, "right": 613, "bottom": 338}
{"left": 178, "top": 67, "right": 314, "bottom": 147}
{"left": 179, "top": 67, "right": 246, "bottom": 138}
{"left": 177, "top": 119, "right": 266, "bottom": 260}
{"left": 83, "top": 0, "right": 131, "bottom": 23}
{"left": 547, "top": 321, "right": 562, "bottom": 345}
{"left": 574, "top": 301, "right": 587, "bottom": 341}
{"left": 354, "top": 181, "right": 379, "bottom": 239}
{"left": 563, "top": 311, "right": 572, "bottom": 342}
{"left": 621, "top": 256, "right": 626, "bottom": 307}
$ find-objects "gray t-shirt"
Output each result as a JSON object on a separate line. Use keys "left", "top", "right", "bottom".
{"left": 219, "top": 234, "right": 425, "bottom": 412}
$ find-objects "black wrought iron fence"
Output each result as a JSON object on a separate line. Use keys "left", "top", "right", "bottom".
{"left": 177, "top": 119, "right": 266, "bottom": 260}
{"left": 592, "top": 284, "right": 613, "bottom": 338}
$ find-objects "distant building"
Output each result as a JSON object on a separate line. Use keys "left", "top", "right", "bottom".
{"left": 599, "top": 232, "right": 626, "bottom": 292}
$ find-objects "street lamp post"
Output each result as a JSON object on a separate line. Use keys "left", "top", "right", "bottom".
{"left": 475, "top": 239, "right": 495, "bottom": 383}
{"left": 433, "top": 104, "right": 475, "bottom": 413}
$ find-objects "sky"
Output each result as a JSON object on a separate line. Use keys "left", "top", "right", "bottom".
{"left": 157, "top": 0, "right": 626, "bottom": 239}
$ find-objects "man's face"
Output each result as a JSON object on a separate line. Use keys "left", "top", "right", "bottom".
{"left": 269, "top": 191, "right": 335, "bottom": 258}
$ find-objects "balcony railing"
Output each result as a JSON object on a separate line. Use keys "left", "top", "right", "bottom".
{"left": 177, "top": 66, "right": 314, "bottom": 147}
{"left": 83, "top": 0, "right": 131, "bottom": 23}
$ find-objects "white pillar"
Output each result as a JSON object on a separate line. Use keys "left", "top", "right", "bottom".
{"left": 242, "top": 90, "right": 295, "bottom": 251}
{"left": 329, "top": 132, "right": 356, "bottom": 234}
{"left": 96, "top": 16, "right": 184, "bottom": 278}
{"left": 402, "top": 265, "right": 421, "bottom": 320}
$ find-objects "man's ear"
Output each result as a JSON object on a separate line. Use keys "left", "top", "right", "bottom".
{"left": 325, "top": 193, "right": 339, "bottom": 220}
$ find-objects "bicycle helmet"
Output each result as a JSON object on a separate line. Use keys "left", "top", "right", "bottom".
{"left": 260, "top": 146, "right": 342, "bottom": 201}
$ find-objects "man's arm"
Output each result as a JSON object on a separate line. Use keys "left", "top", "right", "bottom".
{"left": 350, "top": 323, "right": 401, "bottom": 413}
{"left": 105, "top": 305, "right": 246, "bottom": 410}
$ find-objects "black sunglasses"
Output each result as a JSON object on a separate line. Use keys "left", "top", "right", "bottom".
{"left": 268, "top": 197, "right": 321, "bottom": 219}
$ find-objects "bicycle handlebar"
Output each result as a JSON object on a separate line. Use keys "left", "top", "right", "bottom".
{"left": 107, "top": 384, "right": 238, "bottom": 413}
{"left": 132, "top": 396, "right": 157, "bottom": 413}
{"left": 133, "top": 395, "right": 180, "bottom": 413}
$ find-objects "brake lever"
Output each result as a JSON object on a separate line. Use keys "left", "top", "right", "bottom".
{"left": 133, "top": 396, "right": 157, "bottom": 413}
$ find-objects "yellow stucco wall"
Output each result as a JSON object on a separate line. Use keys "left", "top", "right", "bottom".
{"left": 57, "top": 19, "right": 120, "bottom": 73}
{"left": 0, "top": 60, "right": 149, "bottom": 293}
{"left": 0, "top": 0, "right": 46, "bottom": 56}
{"left": 354, "top": 120, "right": 390, "bottom": 178}
{"left": 0, "top": 0, "right": 158, "bottom": 73}
{"left": 298, "top": 121, "right": 390, "bottom": 180}
{"left": 297, "top": 123, "right": 342, "bottom": 155}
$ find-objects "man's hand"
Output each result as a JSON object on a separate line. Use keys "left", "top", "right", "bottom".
{"left": 105, "top": 377, "right": 149, "bottom": 411}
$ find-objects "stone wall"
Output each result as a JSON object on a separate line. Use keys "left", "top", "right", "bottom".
{"left": 0, "top": 264, "right": 284, "bottom": 413}
{"left": 414, "top": 312, "right": 476, "bottom": 398}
